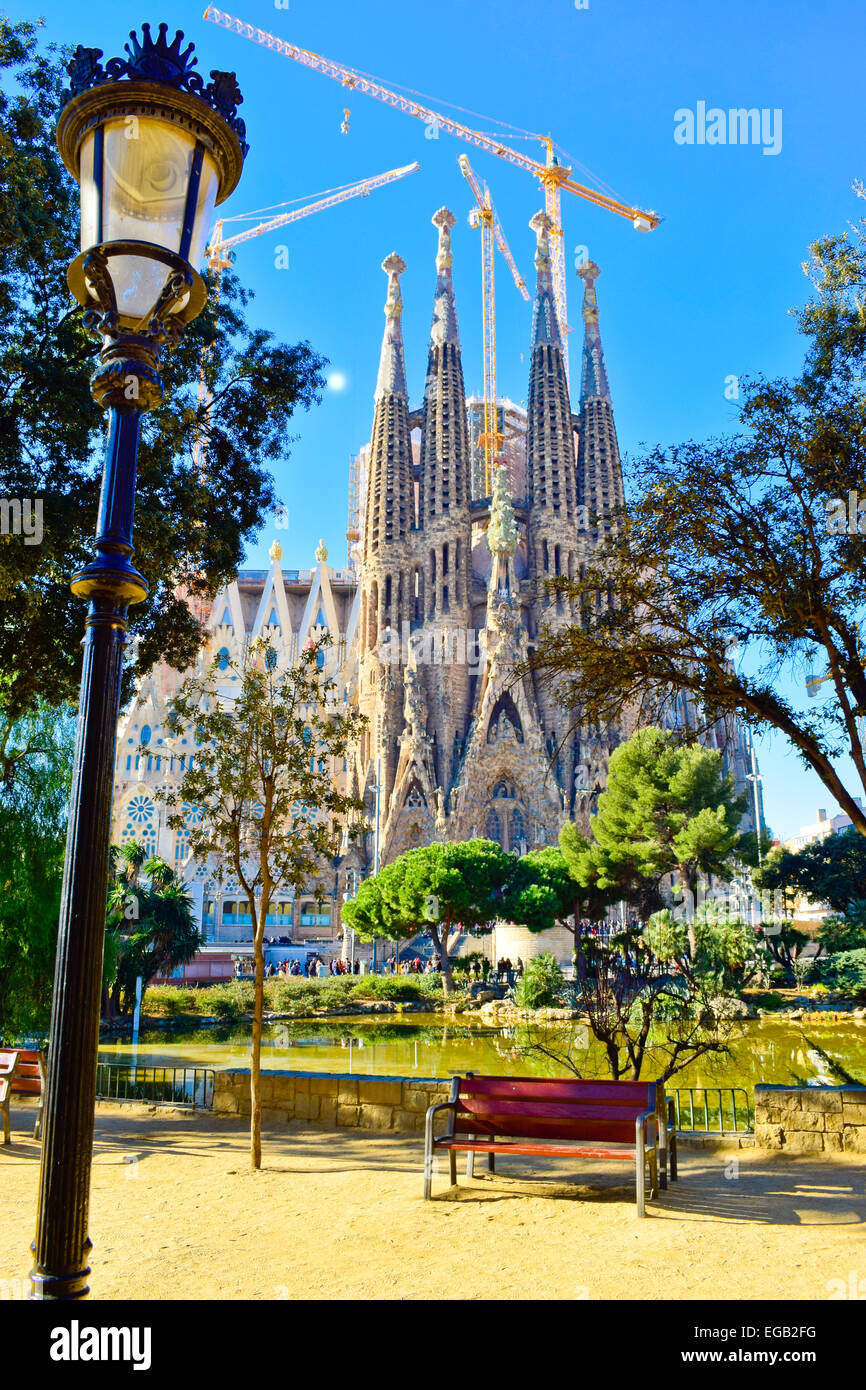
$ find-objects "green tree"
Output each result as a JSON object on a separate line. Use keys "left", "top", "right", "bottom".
{"left": 343, "top": 839, "right": 515, "bottom": 997}
{"left": 0, "top": 700, "right": 74, "bottom": 1036}
{"left": 755, "top": 829, "right": 866, "bottom": 913}
{"left": 160, "top": 636, "right": 365, "bottom": 1169}
{"left": 0, "top": 19, "right": 326, "bottom": 745}
{"left": 527, "top": 191, "right": 866, "bottom": 838}
{"left": 586, "top": 728, "right": 745, "bottom": 950}
{"left": 818, "top": 902, "right": 866, "bottom": 954}
{"left": 103, "top": 851, "right": 201, "bottom": 1017}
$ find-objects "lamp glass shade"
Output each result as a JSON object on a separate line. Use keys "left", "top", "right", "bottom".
{"left": 78, "top": 116, "right": 218, "bottom": 322}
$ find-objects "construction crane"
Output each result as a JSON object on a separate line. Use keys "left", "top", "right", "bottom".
{"left": 206, "top": 161, "right": 420, "bottom": 279}
{"left": 194, "top": 162, "right": 419, "bottom": 480}
{"left": 459, "top": 154, "right": 529, "bottom": 496}
{"left": 203, "top": 7, "right": 660, "bottom": 382}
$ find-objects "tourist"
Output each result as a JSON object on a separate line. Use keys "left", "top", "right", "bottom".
{"left": 290, "top": 959, "right": 301, "bottom": 976}
{"left": 516, "top": 957, "right": 524, "bottom": 979}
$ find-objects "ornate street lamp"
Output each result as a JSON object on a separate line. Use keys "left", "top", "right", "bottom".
{"left": 32, "top": 23, "right": 247, "bottom": 1300}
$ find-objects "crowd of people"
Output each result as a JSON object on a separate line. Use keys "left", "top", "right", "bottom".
{"left": 468, "top": 956, "right": 524, "bottom": 986}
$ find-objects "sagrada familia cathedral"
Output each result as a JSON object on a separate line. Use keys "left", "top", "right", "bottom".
{"left": 112, "top": 207, "right": 756, "bottom": 953}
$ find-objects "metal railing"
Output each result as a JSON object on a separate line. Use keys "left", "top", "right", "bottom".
{"left": 95, "top": 1064, "right": 214, "bottom": 1110}
{"left": 671, "top": 1087, "right": 752, "bottom": 1134}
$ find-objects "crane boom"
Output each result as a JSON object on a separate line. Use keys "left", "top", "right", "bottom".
{"left": 209, "top": 162, "right": 420, "bottom": 263}
{"left": 203, "top": 6, "right": 660, "bottom": 378}
{"left": 203, "top": 8, "right": 657, "bottom": 226}
{"left": 460, "top": 155, "right": 527, "bottom": 496}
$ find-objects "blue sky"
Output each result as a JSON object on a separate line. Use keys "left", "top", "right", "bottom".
{"left": 19, "top": 0, "right": 866, "bottom": 838}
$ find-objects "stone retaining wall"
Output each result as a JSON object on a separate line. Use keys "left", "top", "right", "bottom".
{"left": 754, "top": 1085, "right": 866, "bottom": 1153}
{"left": 214, "top": 1070, "right": 452, "bottom": 1132}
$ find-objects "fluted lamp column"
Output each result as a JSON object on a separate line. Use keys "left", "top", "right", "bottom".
{"left": 31, "top": 22, "right": 247, "bottom": 1299}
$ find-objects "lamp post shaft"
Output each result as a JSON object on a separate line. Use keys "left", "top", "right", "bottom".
{"left": 31, "top": 405, "right": 145, "bottom": 1300}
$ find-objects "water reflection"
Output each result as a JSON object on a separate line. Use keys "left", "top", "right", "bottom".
{"left": 98, "top": 1014, "right": 866, "bottom": 1090}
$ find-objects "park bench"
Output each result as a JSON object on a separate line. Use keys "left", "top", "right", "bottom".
{"left": 424, "top": 1075, "right": 677, "bottom": 1216}
{"left": 0, "top": 1049, "right": 46, "bottom": 1144}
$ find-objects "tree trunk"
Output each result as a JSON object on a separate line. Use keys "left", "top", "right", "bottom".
{"left": 431, "top": 919, "right": 455, "bottom": 996}
{"left": 250, "top": 904, "right": 265, "bottom": 1172}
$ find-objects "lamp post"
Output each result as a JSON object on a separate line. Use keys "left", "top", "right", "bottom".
{"left": 31, "top": 23, "right": 247, "bottom": 1300}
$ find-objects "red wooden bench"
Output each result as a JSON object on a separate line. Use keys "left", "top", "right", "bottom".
{"left": 0, "top": 1049, "right": 46, "bottom": 1144}
{"left": 424, "top": 1075, "right": 676, "bottom": 1216}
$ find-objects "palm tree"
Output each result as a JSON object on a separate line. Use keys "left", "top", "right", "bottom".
{"left": 103, "top": 842, "right": 202, "bottom": 1016}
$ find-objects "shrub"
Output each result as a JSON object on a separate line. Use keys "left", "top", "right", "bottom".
{"left": 751, "top": 991, "right": 785, "bottom": 1011}
{"left": 352, "top": 975, "right": 427, "bottom": 1002}
{"left": 811, "top": 949, "right": 866, "bottom": 1001}
{"left": 142, "top": 985, "right": 198, "bottom": 1017}
{"left": 514, "top": 952, "right": 564, "bottom": 1009}
{"left": 201, "top": 981, "right": 255, "bottom": 1020}
{"left": 818, "top": 903, "right": 866, "bottom": 955}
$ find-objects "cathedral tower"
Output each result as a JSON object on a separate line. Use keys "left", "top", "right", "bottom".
{"left": 576, "top": 260, "right": 625, "bottom": 535}
{"left": 358, "top": 253, "right": 415, "bottom": 809}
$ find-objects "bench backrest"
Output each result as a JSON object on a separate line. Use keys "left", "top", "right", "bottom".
{"left": 454, "top": 1075, "right": 657, "bottom": 1144}
{"left": 10, "top": 1050, "right": 45, "bottom": 1096}
{"left": 0, "top": 1050, "right": 19, "bottom": 1079}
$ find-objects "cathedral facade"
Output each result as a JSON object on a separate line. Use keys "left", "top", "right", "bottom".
{"left": 111, "top": 205, "right": 756, "bottom": 951}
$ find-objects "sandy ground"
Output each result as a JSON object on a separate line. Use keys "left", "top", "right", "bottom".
{"left": 2, "top": 1101, "right": 865, "bottom": 1301}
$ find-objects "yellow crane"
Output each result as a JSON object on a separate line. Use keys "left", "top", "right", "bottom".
{"left": 202, "top": 7, "right": 660, "bottom": 383}
{"left": 459, "top": 154, "right": 529, "bottom": 496}
{"left": 206, "top": 161, "right": 420, "bottom": 279}
{"left": 194, "top": 162, "right": 420, "bottom": 474}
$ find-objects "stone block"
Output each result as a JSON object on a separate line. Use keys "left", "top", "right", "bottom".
{"left": 272, "top": 1076, "right": 295, "bottom": 1102}
{"left": 258, "top": 1076, "right": 275, "bottom": 1102}
{"left": 785, "top": 1130, "right": 825, "bottom": 1153}
{"left": 839, "top": 1102, "right": 866, "bottom": 1124}
{"left": 823, "top": 1132, "right": 843, "bottom": 1152}
{"left": 293, "top": 1076, "right": 310, "bottom": 1095}
{"left": 359, "top": 1104, "right": 394, "bottom": 1130}
{"left": 310, "top": 1077, "right": 337, "bottom": 1096}
{"left": 824, "top": 1112, "right": 844, "bottom": 1131}
{"left": 754, "top": 1124, "right": 784, "bottom": 1150}
{"left": 213, "top": 1091, "right": 239, "bottom": 1115}
{"left": 843, "top": 1126, "right": 866, "bottom": 1154}
{"left": 294, "top": 1092, "right": 320, "bottom": 1121}
{"left": 392, "top": 1109, "right": 417, "bottom": 1133}
{"left": 772, "top": 1090, "right": 802, "bottom": 1111}
{"left": 358, "top": 1081, "right": 401, "bottom": 1106}
{"left": 337, "top": 1082, "right": 359, "bottom": 1106}
{"left": 755, "top": 1105, "right": 781, "bottom": 1125}
{"left": 260, "top": 1106, "right": 289, "bottom": 1128}
{"left": 802, "top": 1090, "right": 844, "bottom": 1114}
{"left": 781, "top": 1109, "right": 825, "bottom": 1131}
{"left": 403, "top": 1089, "right": 432, "bottom": 1113}
{"left": 319, "top": 1097, "right": 337, "bottom": 1127}
{"left": 840, "top": 1088, "right": 866, "bottom": 1105}
{"left": 336, "top": 1105, "right": 360, "bottom": 1127}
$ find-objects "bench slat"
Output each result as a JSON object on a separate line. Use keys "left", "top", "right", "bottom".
{"left": 460, "top": 1077, "right": 656, "bottom": 1105}
{"left": 457, "top": 1097, "right": 650, "bottom": 1122}
{"left": 454, "top": 1115, "right": 641, "bottom": 1143}
{"left": 436, "top": 1138, "right": 638, "bottom": 1160}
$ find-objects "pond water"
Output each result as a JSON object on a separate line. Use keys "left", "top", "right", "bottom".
{"left": 98, "top": 1013, "right": 866, "bottom": 1094}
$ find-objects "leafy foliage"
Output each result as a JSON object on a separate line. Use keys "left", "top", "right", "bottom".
{"left": 513, "top": 952, "right": 564, "bottom": 1009}
{"left": 818, "top": 901, "right": 866, "bottom": 954}
{"left": 104, "top": 847, "right": 201, "bottom": 1015}
{"left": 0, "top": 19, "right": 326, "bottom": 742}
{"left": 526, "top": 190, "right": 866, "bottom": 835}
{"left": 161, "top": 634, "right": 365, "bottom": 1167}
{"left": 755, "top": 829, "right": 866, "bottom": 913}
{"left": 0, "top": 700, "right": 74, "bottom": 1034}
{"left": 811, "top": 949, "right": 866, "bottom": 1001}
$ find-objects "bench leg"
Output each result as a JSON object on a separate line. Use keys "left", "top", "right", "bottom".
{"left": 488, "top": 1151, "right": 495, "bottom": 1173}
{"left": 466, "top": 1146, "right": 475, "bottom": 1179}
{"left": 449, "top": 1148, "right": 457, "bottom": 1187}
{"left": 649, "top": 1147, "right": 659, "bottom": 1202}
{"left": 423, "top": 1139, "right": 434, "bottom": 1200}
{"left": 658, "top": 1110, "right": 668, "bottom": 1191}
{"left": 669, "top": 1132, "right": 678, "bottom": 1182}
{"left": 1, "top": 1109, "right": 8, "bottom": 1145}
{"left": 636, "top": 1131, "right": 646, "bottom": 1218}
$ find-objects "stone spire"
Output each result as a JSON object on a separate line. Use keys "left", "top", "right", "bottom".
{"left": 419, "top": 208, "right": 470, "bottom": 528}
{"left": 577, "top": 260, "right": 611, "bottom": 404}
{"left": 364, "top": 252, "right": 414, "bottom": 563}
{"left": 526, "top": 210, "right": 577, "bottom": 525}
{"left": 375, "top": 252, "right": 408, "bottom": 400}
{"left": 576, "top": 260, "right": 624, "bottom": 532}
